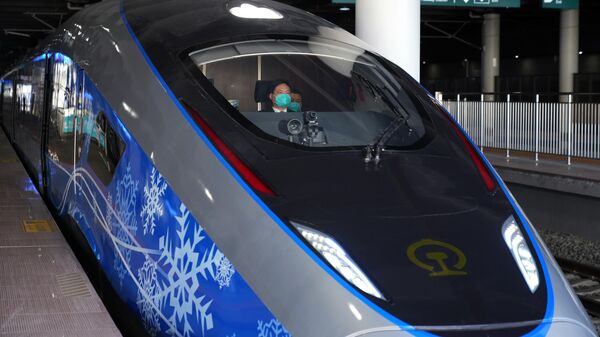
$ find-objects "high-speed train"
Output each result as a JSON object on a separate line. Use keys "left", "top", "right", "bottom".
{"left": 0, "top": 0, "right": 596, "bottom": 336}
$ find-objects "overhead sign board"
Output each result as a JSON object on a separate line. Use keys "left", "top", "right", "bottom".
{"left": 542, "top": 0, "right": 578, "bottom": 9}
{"left": 421, "top": 0, "right": 520, "bottom": 7}
{"left": 334, "top": 0, "right": 520, "bottom": 5}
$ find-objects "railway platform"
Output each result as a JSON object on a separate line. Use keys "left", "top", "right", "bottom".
{"left": 0, "top": 131, "right": 120, "bottom": 337}
{"left": 485, "top": 152, "right": 600, "bottom": 197}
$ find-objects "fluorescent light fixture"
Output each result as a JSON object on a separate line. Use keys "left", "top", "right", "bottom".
{"left": 229, "top": 3, "right": 283, "bottom": 19}
{"left": 292, "top": 222, "right": 385, "bottom": 300}
{"left": 5, "top": 30, "right": 30, "bottom": 37}
{"left": 339, "top": 6, "right": 351, "bottom": 11}
{"left": 502, "top": 216, "right": 539, "bottom": 293}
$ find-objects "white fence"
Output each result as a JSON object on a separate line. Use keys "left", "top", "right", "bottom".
{"left": 441, "top": 94, "right": 600, "bottom": 164}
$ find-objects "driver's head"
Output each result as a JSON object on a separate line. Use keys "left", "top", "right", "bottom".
{"left": 269, "top": 80, "right": 292, "bottom": 109}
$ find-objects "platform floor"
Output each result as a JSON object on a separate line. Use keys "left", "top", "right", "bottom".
{"left": 0, "top": 131, "right": 120, "bottom": 337}
{"left": 485, "top": 152, "right": 600, "bottom": 182}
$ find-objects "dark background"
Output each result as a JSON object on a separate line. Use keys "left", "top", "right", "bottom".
{"left": 1, "top": 0, "right": 599, "bottom": 94}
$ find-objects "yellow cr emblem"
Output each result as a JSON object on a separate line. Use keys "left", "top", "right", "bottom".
{"left": 407, "top": 239, "right": 467, "bottom": 277}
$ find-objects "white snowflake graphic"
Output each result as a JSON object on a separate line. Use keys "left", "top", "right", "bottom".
{"left": 158, "top": 203, "right": 214, "bottom": 337}
{"left": 115, "top": 163, "right": 139, "bottom": 233}
{"left": 68, "top": 201, "right": 88, "bottom": 228}
{"left": 108, "top": 163, "right": 139, "bottom": 287}
{"left": 137, "top": 256, "right": 161, "bottom": 337}
{"left": 257, "top": 319, "right": 291, "bottom": 337}
{"left": 215, "top": 254, "right": 235, "bottom": 289}
{"left": 140, "top": 167, "right": 168, "bottom": 236}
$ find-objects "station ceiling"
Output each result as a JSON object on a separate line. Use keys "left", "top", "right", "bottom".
{"left": 1, "top": 0, "right": 599, "bottom": 73}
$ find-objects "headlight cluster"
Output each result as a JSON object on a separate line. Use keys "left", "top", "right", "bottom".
{"left": 292, "top": 222, "right": 385, "bottom": 300}
{"left": 502, "top": 216, "right": 539, "bottom": 293}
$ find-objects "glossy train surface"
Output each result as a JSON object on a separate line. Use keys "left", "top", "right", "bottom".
{"left": 0, "top": 0, "right": 596, "bottom": 336}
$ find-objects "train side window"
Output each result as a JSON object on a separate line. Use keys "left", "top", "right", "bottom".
{"left": 47, "top": 53, "right": 80, "bottom": 166}
{"left": 2, "top": 73, "right": 16, "bottom": 140}
{"left": 1, "top": 78, "right": 13, "bottom": 133}
{"left": 87, "top": 111, "right": 125, "bottom": 185}
{"left": 14, "top": 59, "right": 46, "bottom": 184}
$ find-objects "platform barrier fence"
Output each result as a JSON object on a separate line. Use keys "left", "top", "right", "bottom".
{"left": 440, "top": 93, "right": 600, "bottom": 164}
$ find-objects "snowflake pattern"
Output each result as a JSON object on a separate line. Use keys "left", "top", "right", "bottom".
{"left": 257, "top": 319, "right": 291, "bottom": 337}
{"left": 137, "top": 256, "right": 161, "bottom": 337}
{"left": 140, "top": 167, "right": 168, "bottom": 236}
{"left": 115, "top": 163, "right": 138, "bottom": 233}
{"left": 52, "top": 66, "right": 293, "bottom": 337}
{"left": 109, "top": 163, "right": 139, "bottom": 287}
{"left": 68, "top": 201, "right": 87, "bottom": 228}
{"left": 159, "top": 203, "right": 214, "bottom": 337}
{"left": 215, "top": 255, "right": 235, "bottom": 289}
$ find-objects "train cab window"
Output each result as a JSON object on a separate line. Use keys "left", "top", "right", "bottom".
{"left": 189, "top": 39, "right": 432, "bottom": 149}
{"left": 87, "top": 111, "right": 125, "bottom": 186}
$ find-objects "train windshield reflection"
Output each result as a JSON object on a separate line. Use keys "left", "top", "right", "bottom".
{"left": 189, "top": 39, "right": 431, "bottom": 148}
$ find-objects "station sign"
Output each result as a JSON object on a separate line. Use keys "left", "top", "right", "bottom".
{"left": 334, "top": 0, "right": 521, "bottom": 7}
{"left": 421, "top": 0, "right": 520, "bottom": 7}
{"left": 541, "top": 0, "right": 578, "bottom": 9}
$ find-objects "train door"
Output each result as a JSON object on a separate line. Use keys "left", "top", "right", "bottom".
{"left": 45, "top": 53, "right": 81, "bottom": 210}
{"left": 2, "top": 72, "right": 16, "bottom": 142}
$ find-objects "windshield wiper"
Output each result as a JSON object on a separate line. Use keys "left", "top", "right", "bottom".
{"left": 352, "top": 71, "right": 411, "bottom": 163}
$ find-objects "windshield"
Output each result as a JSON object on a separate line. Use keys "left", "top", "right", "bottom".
{"left": 189, "top": 39, "right": 431, "bottom": 149}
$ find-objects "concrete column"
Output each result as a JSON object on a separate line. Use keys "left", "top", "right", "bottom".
{"left": 559, "top": 8, "right": 579, "bottom": 94}
{"left": 481, "top": 13, "right": 500, "bottom": 95}
{"left": 356, "top": 0, "right": 420, "bottom": 81}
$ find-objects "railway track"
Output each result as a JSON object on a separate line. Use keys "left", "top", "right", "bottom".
{"left": 557, "top": 257, "right": 600, "bottom": 331}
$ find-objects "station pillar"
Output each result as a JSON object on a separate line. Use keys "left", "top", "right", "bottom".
{"left": 481, "top": 13, "right": 500, "bottom": 97}
{"left": 356, "top": 0, "right": 420, "bottom": 81}
{"left": 559, "top": 8, "right": 579, "bottom": 96}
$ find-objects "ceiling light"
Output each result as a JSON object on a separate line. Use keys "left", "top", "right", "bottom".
{"left": 229, "top": 3, "right": 283, "bottom": 19}
{"left": 339, "top": 6, "right": 351, "bottom": 11}
{"left": 5, "top": 30, "right": 30, "bottom": 38}
{"left": 515, "top": 55, "right": 519, "bottom": 59}
{"left": 579, "top": 51, "right": 583, "bottom": 55}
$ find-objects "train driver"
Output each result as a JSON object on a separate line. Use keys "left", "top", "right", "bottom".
{"left": 267, "top": 80, "right": 292, "bottom": 113}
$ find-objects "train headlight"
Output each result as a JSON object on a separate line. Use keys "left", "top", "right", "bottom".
{"left": 292, "top": 222, "right": 385, "bottom": 300}
{"left": 502, "top": 216, "right": 539, "bottom": 293}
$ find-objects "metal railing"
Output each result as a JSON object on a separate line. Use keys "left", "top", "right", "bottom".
{"left": 440, "top": 93, "right": 600, "bottom": 164}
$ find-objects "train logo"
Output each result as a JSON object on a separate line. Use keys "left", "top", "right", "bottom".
{"left": 407, "top": 239, "right": 468, "bottom": 277}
